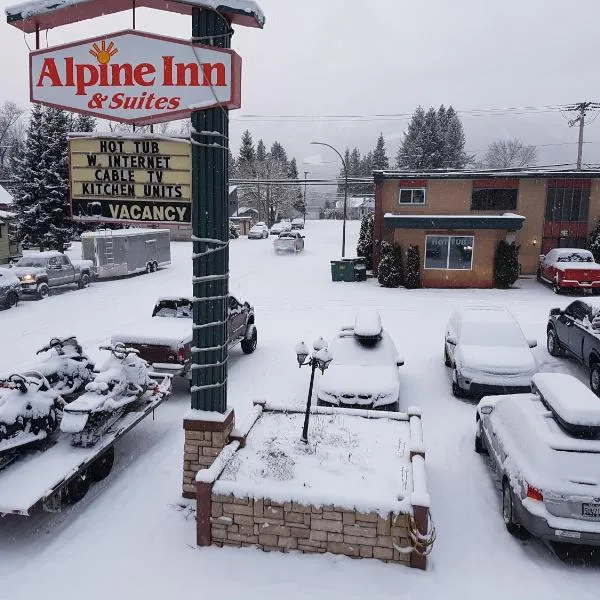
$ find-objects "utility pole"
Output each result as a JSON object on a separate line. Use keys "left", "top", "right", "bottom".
{"left": 303, "top": 171, "right": 309, "bottom": 224}
{"left": 566, "top": 102, "right": 600, "bottom": 170}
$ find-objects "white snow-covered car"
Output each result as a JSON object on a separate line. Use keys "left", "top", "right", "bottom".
{"left": 476, "top": 372, "right": 600, "bottom": 546}
{"left": 445, "top": 306, "right": 537, "bottom": 398}
{"left": 316, "top": 310, "right": 404, "bottom": 411}
{"left": 248, "top": 223, "right": 269, "bottom": 239}
{"left": 270, "top": 222, "right": 291, "bottom": 236}
{"left": 0, "top": 267, "right": 21, "bottom": 309}
{"left": 274, "top": 231, "right": 305, "bottom": 253}
{"left": 291, "top": 218, "right": 304, "bottom": 230}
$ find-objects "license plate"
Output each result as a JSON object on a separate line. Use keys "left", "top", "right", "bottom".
{"left": 582, "top": 503, "right": 600, "bottom": 518}
{"left": 555, "top": 529, "right": 581, "bottom": 539}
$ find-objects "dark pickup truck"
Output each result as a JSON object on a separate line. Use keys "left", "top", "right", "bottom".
{"left": 111, "top": 296, "right": 257, "bottom": 382}
{"left": 547, "top": 299, "right": 600, "bottom": 395}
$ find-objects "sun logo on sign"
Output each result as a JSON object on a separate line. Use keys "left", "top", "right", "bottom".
{"left": 89, "top": 40, "right": 118, "bottom": 65}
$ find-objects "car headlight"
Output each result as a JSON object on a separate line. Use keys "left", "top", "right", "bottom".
{"left": 21, "top": 274, "right": 34, "bottom": 282}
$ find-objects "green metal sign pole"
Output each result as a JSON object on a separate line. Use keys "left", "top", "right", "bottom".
{"left": 191, "top": 7, "right": 231, "bottom": 413}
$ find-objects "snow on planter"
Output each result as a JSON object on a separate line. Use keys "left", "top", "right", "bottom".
{"left": 194, "top": 403, "right": 432, "bottom": 569}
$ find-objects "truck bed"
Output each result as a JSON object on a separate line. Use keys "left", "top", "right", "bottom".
{"left": 0, "top": 395, "right": 165, "bottom": 516}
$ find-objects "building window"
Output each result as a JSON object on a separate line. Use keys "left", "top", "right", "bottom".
{"left": 398, "top": 188, "right": 426, "bottom": 205}
{"left": 425, "top": 235, "right": 474, "bottom": 270}
{"left": 471, "top": 188, "right": 518, "bottom": 210}
{"left": 544, "top": 186, "right": 589, "bottom": 222}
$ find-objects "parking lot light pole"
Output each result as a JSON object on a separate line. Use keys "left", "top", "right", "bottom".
{"left": 311, "top": 142, "right": 348, "bottom": 258}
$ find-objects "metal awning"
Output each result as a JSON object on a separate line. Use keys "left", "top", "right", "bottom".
{"left": 384, "top": 214, "right": 525, "bottom": 231}
{"left": 6, "top": 0, "right": 265, "bottom": 32}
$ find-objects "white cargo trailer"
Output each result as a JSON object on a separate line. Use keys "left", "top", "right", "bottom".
{"left": 81, "top": 229, "right": 171, "bottom": 279}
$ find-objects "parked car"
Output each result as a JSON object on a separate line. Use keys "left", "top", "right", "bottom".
{"left": 291, "top": 218, "right": 304, "bottom": 230}
{"left": 248, "top": 222, "right": 269, "bottom": 239}
{"left": 316, "top": 310, "right": 404, "bottom": 411}
{"left": 270, "top": 222, "right": 291, "bottom": 236}
{"left": 537, "top": 248, "right": 600, "bottom": 294}
{"left": 111, "top": 295, "right": 257, "bottom": 382}
{"left": 11, "top": 252, "right": 93, "bottom": 299}
{"left": 546, "top": 299, "right": 600, "bottom": 395}
{"left": 476, "top": 372, "right": 600, "bottom": 546}
{"left": 274, "top": 231, "right": 305, "bottom": 253}
{"left": 0, "top": 267, "right": 20, "bottom": 309}
{"left": 445, "top": 306, "right": 537, "bottom": 398}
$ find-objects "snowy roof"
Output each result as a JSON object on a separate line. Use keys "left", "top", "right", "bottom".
{"left": 0, "top": 210, "right": 16, "bottom": 221}
{"left": 335, "top": 197, "right": 375, "bottom": 210}
{"left": 68, "top": 132, "right": 190, "bottom": 144}
{"left": 0, "top": 185, "right": 13, "bottom": 206}
{"left": 229, "top": 186, "right": 238, "bottom": 195}
{"left": 233, "top": 206, "right": 258, "bottom": 216}
{"left": 6, "top": 0, "right": 265, "bottom": 31}
{"left": 81, "top": 229, "right": 170, "bottom": 238}
{"left": 374, "top": 169, "right": 600, "bottom": 181}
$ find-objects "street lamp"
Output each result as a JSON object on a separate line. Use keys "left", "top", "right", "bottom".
{"left": 310, "top": 141, "right": 348, "bottom": 258}
{"left": 295, "top": 338, "right": 333, "bottom": 443}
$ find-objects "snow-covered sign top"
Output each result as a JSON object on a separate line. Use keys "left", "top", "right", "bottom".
{"left": 81, "top": 229, "right": 170, "bottom": 239}
{"left": 534, "top": 373, "right": 600, "bottom": 427}
{"left": 6, "top": 0, "right": 265, "bottom": 31}
{"left": 0, "top": 184, "right": 13, "bottom": 206}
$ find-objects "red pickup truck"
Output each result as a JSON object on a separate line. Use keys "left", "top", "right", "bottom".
{"left": 537, "top": 248, "right": 600, "bottom": 294}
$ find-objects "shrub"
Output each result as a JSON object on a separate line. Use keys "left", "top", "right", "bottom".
{"left": 405, "top": 244, "right": 421, "bottom": 289}
{"left": 357, "top": 213, "right": 375, "bottom": 270}
{"left": 493, "top": 240, "right": 520, "bottom": 288}
{"left": 377, "top": 241, "right": 403, "bottom": 288}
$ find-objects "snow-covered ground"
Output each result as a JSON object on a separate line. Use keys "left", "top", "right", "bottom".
{"left": 1, "top": 220, "right": 599, "bottom": 600}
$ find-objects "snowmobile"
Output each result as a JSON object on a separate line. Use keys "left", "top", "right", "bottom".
{"left": 33, "top": 336, "right": 96, "bottom": 401}
{"left": 61, "top": 343, "right": 171, "bottom": 447}
{"left": 0, "top": 373, "right": 63, "bottom": 470}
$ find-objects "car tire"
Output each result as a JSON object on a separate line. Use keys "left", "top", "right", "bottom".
{"left": 64, "top": 470, "right": 91, "bottom": 504}
{"left": 475, "top": 418, "right": 487, "bottom": 454}
{"left": 37, "top": 283, "right": 49, "bottom": 300}
{"left": 536, "top": 269, "right": 542, "bottom": 282}
{"left": 452, "top": 370, "right": 463, "bottom": 398}
{"left": 91, "top": 447, "right": 115, "bottom": 482}
{"left": 444, "top": 345, "right": 452, "bottom": 367}
{"left": 553, "top": 278, "right": 562, "bottom": 294}
{"left": 146, "top": 262, "right": 152, "bottom": 274}
{"left": 152, "top": 261, "right": 158, "bottom": 272}
{"left": 546, "top": 328, "right": 563, "bottom": 357}
{"left": 502, "top": 479, "right": 530, "bottom": 539}
{"left": 241, "top": 325, "right": 257, "bottom": 354}
{"left": 78, "top": 273, "right": 90, "bottom": 289}
{"left": 4, "top": 291, "right": 18, "bottom": 308}
{"left": 590, "top": 363, "right": 600, "bottom": 397}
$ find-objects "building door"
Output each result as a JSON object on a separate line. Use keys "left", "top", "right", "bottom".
{"left": 542, "top": 179, "right": 590, "bottom": 255}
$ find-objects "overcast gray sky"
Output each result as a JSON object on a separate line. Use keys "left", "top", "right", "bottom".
{"left": 2, "top": 0, "right": 600, "bottom": 178}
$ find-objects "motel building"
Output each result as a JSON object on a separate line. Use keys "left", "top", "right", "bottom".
{"left": 373, "top": 170, "right": 600, "bottom": 288}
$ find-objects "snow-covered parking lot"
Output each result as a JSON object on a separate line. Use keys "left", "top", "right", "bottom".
{"left": 1, "top": 220, "right": 600, "bottom": 600}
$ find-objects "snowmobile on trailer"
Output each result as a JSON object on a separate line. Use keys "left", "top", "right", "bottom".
{"left": 61, "top": 343, "right": 171, "bottom": 447}
{"left": 33, "top": 336, "right": 96, "bottom": 401}
{"left": 0, "top": 373, "right": 63, "bottom": 471}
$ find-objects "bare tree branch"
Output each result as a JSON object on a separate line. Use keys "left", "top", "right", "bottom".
{"left": 484, "top": 138, "right": 537, "bottom": 169}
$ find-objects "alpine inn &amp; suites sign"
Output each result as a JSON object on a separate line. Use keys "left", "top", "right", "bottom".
{"left": 30, "top": 29, "right": 242, "bottom": 125}
{"left": 70, "top": 136, "right": 192, "bottom": 225}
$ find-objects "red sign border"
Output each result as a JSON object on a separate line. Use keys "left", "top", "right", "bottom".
{"left": 30, "top": 29, "right": 242, "bottom": 126}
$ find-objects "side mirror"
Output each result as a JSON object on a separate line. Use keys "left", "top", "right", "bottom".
{"left": 527, "top": 339, "right": 538, "bottom": 349}
{"left": 550, "top": 308, "right": 561, "bottom": 317}
{"left": 446, "top": 335, "right": 457, "bottom": 346}
{"left": 396, "top": 359, "right": 405, "bottom": 367}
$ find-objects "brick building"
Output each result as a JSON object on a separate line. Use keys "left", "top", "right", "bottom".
{"left": 373, "top": 170, "right": 600, "bottom": 288}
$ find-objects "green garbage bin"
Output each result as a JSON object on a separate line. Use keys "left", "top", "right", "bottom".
{"left": 331, "top": 260, "right": 351, "bottom": 282}
{"left": 354, "top": 264, "right": 367, "bottom": 282}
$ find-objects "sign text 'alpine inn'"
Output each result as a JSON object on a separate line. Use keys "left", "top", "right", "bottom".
{"left": 70, "top": 135, "right": 192, "bottom": 224}
{"left": 31, "top": 30, "right": 242, "bottom": 125}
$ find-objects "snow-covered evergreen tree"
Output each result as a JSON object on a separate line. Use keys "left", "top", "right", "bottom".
{"left": 405, "top": 245, "right": 421, "bottom": 289}
{"left": 357, "top": 213, "right": 375, "bottom": 270}
{"left": 73, "top": 113, "right": 96, "bottom": 133}
{"left": 377, "top": 241, "right": 403, "bottom": 288}
{"left": 372, "top": 133, "right": 389, "bottom": 170}
{"left": 397, "top": 105, "right": 468, "bottom": 170}
{"left": 493, "top": 241, "right": 520, "bottom": 288}
{"left": 588, "top": 220, "right": 600, "bottom": 263}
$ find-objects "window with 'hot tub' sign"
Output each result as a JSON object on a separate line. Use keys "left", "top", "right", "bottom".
{"left": 425, "top": 235, "right": 474, "bottom": 270}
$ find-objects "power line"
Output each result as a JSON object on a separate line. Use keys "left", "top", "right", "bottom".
{"left": 564, "top": 102, "right": 600, "bottom": 169}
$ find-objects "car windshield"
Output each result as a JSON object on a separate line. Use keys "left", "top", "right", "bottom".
{"left": 557, "top": 253, "right": 593, "bottom": 263}
{"left": 15, "top": 258, "right": 46, "bottom": 268}
{"left": 461, "top": 319, "right": 524, "bottom": 347}
{"left": 329, "top": 334, "right": 394, "bottom": 366}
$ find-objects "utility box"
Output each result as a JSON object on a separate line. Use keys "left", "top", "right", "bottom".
{"left": 331, "top": 258, "right": 366, "bottom": 282}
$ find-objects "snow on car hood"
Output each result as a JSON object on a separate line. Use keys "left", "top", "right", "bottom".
{"left": 11, "top": 266, "right": 45, "bottom": 278}
{"left": 318, "top": 364, "right": 399, "bottom": 398}
{"left": 457, "top": 344, "right": 536, "bottom": 374}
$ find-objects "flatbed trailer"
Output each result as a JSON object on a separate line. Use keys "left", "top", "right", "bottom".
{"left": 0, "top": 395, "right": 165, "bottom": 517}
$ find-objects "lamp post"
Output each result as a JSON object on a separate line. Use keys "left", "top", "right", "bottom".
{"left": 311, "top": 142, "right": 348, "bottom": 258}
{"left": 295, "top": 338, "right": 333, "bottom": 443}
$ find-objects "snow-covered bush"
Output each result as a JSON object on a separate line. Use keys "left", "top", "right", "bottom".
{"left": 229, "top": 223, "right": 240, "bottom": 239}
{"left": 405, "top": 244, "right": 421, "bottom": 289}
{"left": 377, "top": 241, "right": 403, "bottom": 288}
{"left": 588, "top": 220, "right": 600, "bottom": 263}
{"left": 357, "top": 213, "right": 374, "bottom": 270}
{"left": 493, "top": 240, "right": 520, "bottom": 288}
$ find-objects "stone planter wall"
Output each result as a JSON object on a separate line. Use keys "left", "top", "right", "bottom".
{"left": 210, "top": 494, "right": 412, "bottom": 565}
